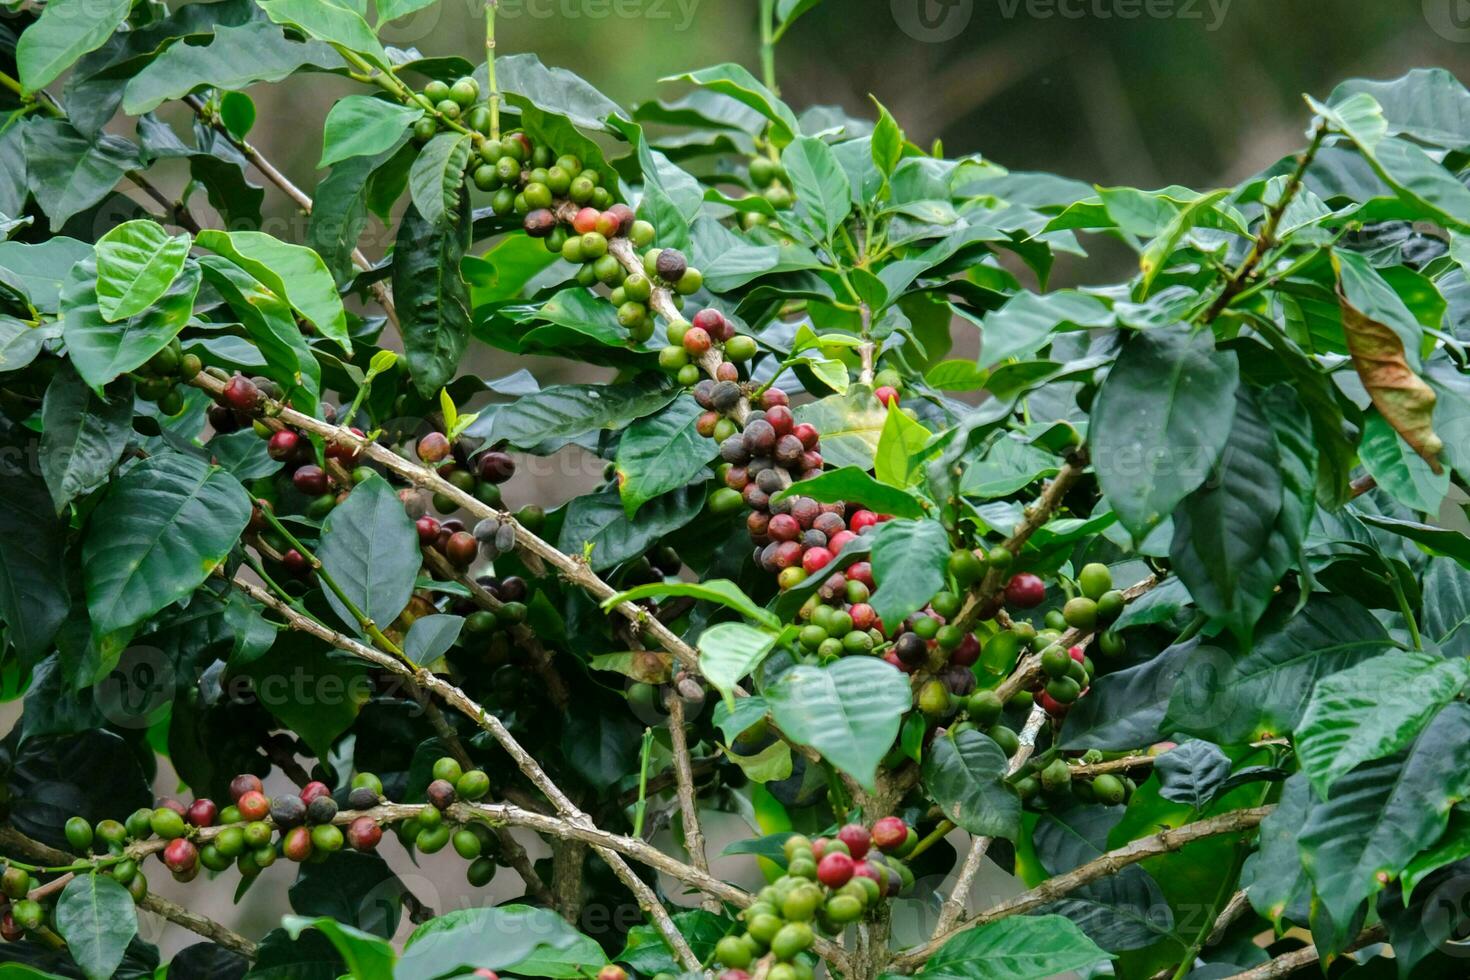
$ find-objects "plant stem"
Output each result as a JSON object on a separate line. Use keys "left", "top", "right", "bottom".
{"left": 905, "top": 820, "right": 955, "bottom": 861}
{"left": 486, "top": 0, "right": 501, "bottom": 139}
{"left": 632, "top": 727, "right": 654, "bottom": 838}
{"left": 759, "top": 0, "right": 778, "bottom": 93}
{"left": 1387, "top": 565, "right": 1423, "bottom": 650}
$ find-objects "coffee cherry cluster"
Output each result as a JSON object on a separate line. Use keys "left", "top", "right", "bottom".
{"left": 748, "top": 156, "right": 793, "bottom": 213}
{"left": 660, "top": 308, "right": 758, "bottom": 386}
{"left": 41, "top": 761, "right": 507, "bottom": 911}
{"left": 1, "top": 867, "right": 49, "bottom": 942}
{"left": 1011, "top": 749, "right": 1137, "bottom": 807}
{"left": 870, "top": 367, "right": 904, "bottom": 410}
{"left": 132, "top": 338, "right": 201, "bottom": 417}
{"left": 715, "top": 820, "right": 916, "bottom": 980}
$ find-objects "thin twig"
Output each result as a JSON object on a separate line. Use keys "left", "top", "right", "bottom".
{"left": 665, "top": 692, "right": 717, "bottom": 912}
{"left": 1215, "top": 923, "right": 1387, "bottom": 980}
{"left": 888, "top": 807, "right": 1274, "bottom": 971}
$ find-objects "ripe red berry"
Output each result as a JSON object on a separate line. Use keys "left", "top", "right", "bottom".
{"left": 222, "top": 375, "right": 260, "bottom": 411}
{"left": 951, "top": 633, "right": 982, "bottom": 667}
{"left": 773, "top": 540, "right": 803, "bottom": 569}
{"left": 682, "top": 326, "right": 712, "bottom": 355}
{"left": 837, "top": 823, "right": 871, "bottom": 859}
{"left": 817, "top": 851, "right": 855, "bottom": 888}
{"left": 237, "top": 790, "right": 270, "bottom": 821}
{"left": 801, "top": 547, "right": 833, "bottom": 574}
{"left": 283, "top": 825, "right": 313, "bottom": 862}
{"left": 446, "top": 531, "right": 478, "bottom": 568}
{"left": 792, "top": 422, "right": 820, "bottom": 450}
{"left": 874, "top": 385, "right": 899, "bottom": 407}
{"left": 597, "top": 967, "right": 628, "bottom": 980}
{"left": 761, "top": 388, "right": 789, "bottom": 409}
{"left": 1069, "top": 644, "right": 1086, "bottom": 662}
{"left": 715, "top": 361, "right": 739, "bottom": 382}
{"left": 872, "top": 816, "right": 908, "bottom": 852}
{"left": 746, "top": 511, "right": 770, "bottom": 538}
{"left": 606, "top": 203, "right": 636, "bottom": 235}
{"left": 267, "top": 430, "right": 299, "bottom": 460}
{"left": 157, "top": 798, "right": 186, "bottom": 816}
{"left": 300, "top": 782, "right": 331, "bottom": 805}
{"left": 768, "top": 514, "right": 800, "bottom": 542}
{"left": 693, "top": 308, "right": 726, "bottom": 337}
{"left": 229, "top": 774, "right": 263, "bottom": 802}
{"left": 477, "top": 450, "right": 516, "bottom": 484}
{"left": 474, "top": 971, "right": 501, "bottom": 980}
{"left": 847, "top": 562, "right": 875, "bottom": 589}
{"left": 416, "top": 515, "right": 442, "bottom": 545}
{"left": 1004, "top": 573, "right": 1046, "bottom": 608}
{"left": 594, "top": 211, "right": 620, "bottom": 238}
{"left": 883, "top": 650, "right": 906, "bottom": 671}
{"left": 696, "top": 411, "right": 720, "bottom": 438}
{"left": 347, "top": 816, "right": 382, "bottom": 852}
{"left": 293, "top": 464, "right": 329, "bottom": 496}
{"left": 417, "top": 432, "right": 451, "bottom": 464}
{"left": 849, "top": 510, "right": 879, "bottom": 532}
{"left": 282, "top": 549, "right": 311, "bottom": 577}
{"left": 163, "top": 838, "right": 198, "bottom": 874}
{"left": 573, "top": 207, "right": 600, "bottom": 233}
{"left": 827, "top": 530, "right": 856, "bottom": 553}
{"left": 186, "top": 799, "right": 217, "bottom": 827}
{"left": 765, "top": 405, "right": 794, "bottom": 435}
{"left": 849, "top": 603, "right": 876, "bottom": 630}
{"left": 1040, "top": 691, "right": 1068, "bottom": 718}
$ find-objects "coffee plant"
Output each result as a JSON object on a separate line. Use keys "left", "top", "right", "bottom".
{"left": 2, "top": 1, "right": 1470, "bottom": 978}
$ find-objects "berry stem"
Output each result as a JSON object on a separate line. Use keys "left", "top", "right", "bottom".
{"left": 631, "top": 727, "right": 655, "bottom": 839}
{"left": 485, "top": 0, "right": 501, "bottom": 140}
{"left": 758, "top": 0, "right": 778, "bottom": 94}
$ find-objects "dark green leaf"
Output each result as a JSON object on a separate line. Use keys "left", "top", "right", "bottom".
{"left": 61, "top": 257, "right": 199, "bottom": 392}
{"left": 868, "top": 518, "right": 950, "bottom": 630}
{"left": 53, "top": 873, "right": 137, "bottom": 980}
{"left": 781, "top": 136, "right": 851, "bottom": 242}
{"left": 1092, "top": 324, "right": 1239, "bottom": 540}
{"left": 910, "top": 914, "right": 1112, "bottom": 980}
{"left": 198, "top": 229, "right": 350, "bottom": 351}
{"left": 557, "top": 485, "right": 703, "bottom": 571}
{"left": 320, "top": 95, "right": 422, "bottom": 168}
{"left": 82, "top": 452, "right": 251, "bottom": 635}
{"left": 40, "top": 362, "right": 133, "bottom": 511}
{"left": 777, "top": 466, "right": 927, "bottom": 520}
{"left": 24, "top": 119, "right": 138, "bottom": 226}
{"left": 280, "top": 916, "right": 396, "bottom": 980}
{"left": 15, "top": 0, "right": 131, "bottom": 91}
{"left": 766, "top": 657, "right": 911, "bottom": 790}
{"left": 487, "top": 377, "right": 679, "bottom": 453}
{"left": 408, "top": 132, "right": 472, "bottom": 230}
{"left": 397, "top": 905, "right": 604, "bottom": 980}
{"left": 0, "top": 468, "right": 70, "bottom": 666}
{"left": 393, "top": 200, "right": 471, "bottom": 397}
{"left": 923, "top": 730, "right": 1021, "bottom": 839}
{"left": 615, "top": 399, "right": 714, "bottom": 517}
{"left": 317, "top": 475, "right": 420, "bottom": 637}
{"left": 404, "top": 614, "right": 463, "bottom": 666}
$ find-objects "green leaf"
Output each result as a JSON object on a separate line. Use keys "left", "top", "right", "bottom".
{"left": 15, "top": 0, "right": 132, "bottom": 92}
{"left": 795, "top": 388, "right": 888, "bottom": 471}
{"left": 320, "top": 95, "right": 423, "bottom": 168}
{"left": 317, "top": 475, "right": 420, "bottom": 637}
{"left": 1300, "top": 701, "right": 1470, "bottom": 950}
{"left": 558, "top": 486, "right": 703, "bottom": 571}
{"left": 1355, "top": 512, "right": 1470, "bottom": 569}
{"left": 398, "top": 905, "right": 604, "bottom": 980}
{"left": 0, "top": 317, "right": 47, "bottom": 375}
{"left": 1139, "top": 189, "right": 1230, "bottom": 292}
{"left": 1092, "top": 324, "right": 1240, "bottom": 540}
{"left": 40, "top": 363, "right": 133, "bottom": 512}
{"left": 53, "top": 873, "right": 137, "bottom": 980}
{"left": 197, "top": 229, "right": 349, "bottom": 351}
{"left": 874, "top": 403, "right": 932, "bottom": 488}
{"left": 1312, "top": 92, "right": 1470, "bottom": 232}
{"left": 1164, "top": 595, "right": 1395, "bottom": 745}
{"left": 1403, "top": 807, "right": 1470, "bottom": 899}
{"left": 242, "top": 630, "right": 369, "bottom": 762}
{"left": 662, "top": 64, "right": 800, "bottom": 146}
{"left": 781, "top": 136, "right": 852, "bottom": 242}
{"left": 281, "top": 916, "right": 396, "bottom": 980}
{"left": 615, "top": 399, "right": 714, "bottom": 517}
{"left": 393, "top": 201, "right": 471, "bottom": 397}
{"left": 121, "top": 22, "right": 345, "bottom": 115}
{"left": 82, "top": 452, "right": 251, "bottom": 636}
{"left": 93, "top": 220, "right": 190, "bottom": 322}
{"left": 308, "top": 141, "right": 407, "bottom": 283}
{"left": 23, "top": 119, "right": 138, "bottom": 226}
{"left": 1330, "top": 68, "right": 1470, "bottom": 150}
{"left": 0, "top": 467, "right": 70, "bottom": 667}
{"left": 700, "top": 622, "right": 778, "bottom": 708}
{"left": 766, "top": 657, "right": 912, "bottom": 790}
{"left": 777, "top": 466, "right": 927, "bottom": 520}
{"left": 975, "top": 290, "right": 1113, "bottom": 370}
{"left": 910, "top": 914, "right": 1112, "bottom": 980}
{"left": 404, "top": 614, "right": 463, "bottom": 667}
{"left": 1359, "top": 409, "right": 1448, "bottom": 513}
{"left": 257, "top": 0, "right": 391, "bottom": 71}
{"left": 61, "top": 256, "right": 200, "bottom": 392}
{"left": 870, "top": 96, "right": 903, "bottom": 178}
{"left": 868, "top": 518, "right": 950, "bottom": 630}
{"left": 619, "top": 910, "right": 730, "bottom": 977}
{"left": 604, "top": 579, "right": 777, "bottom": 630}
{"left": 199, "top": 257, "right": 321, "bottom": 414}
{"left": 1168, "top": 387, "right": 1284, "bottom": 640}
{"left": 487, "top": 378, "right": 679, "bottom": 453}
{"left": 923, "top": 730, "right": 1021, "bottom": 839}
{"left": 0, "top": 237, "right": 93, "bottom": 313}
{"left": 408, "top": 132, "right": 473, "bottom": 229}
{"left": 1297, "top": 652, "right": 1470, "bottom": 797}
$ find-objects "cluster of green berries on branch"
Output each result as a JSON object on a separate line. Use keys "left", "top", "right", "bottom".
{"left": 131, "top": 338, "right": 202, "bottom": 417}
{"left": 740, "top": 155, "right": 794, "bottom": 228}
{"left": 715, "top": 819, "right": 917, "bottom": 980}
